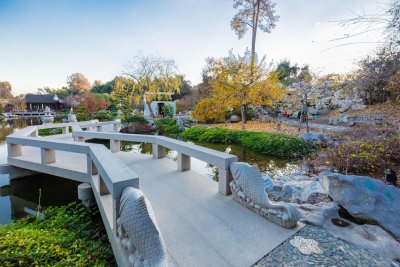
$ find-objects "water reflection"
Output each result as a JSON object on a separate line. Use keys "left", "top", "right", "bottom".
{"left": 0, "top": 119, "right": 79, "bottom": 224}
{"left": 118, "top": 139, "right": 299, "bottom": 181}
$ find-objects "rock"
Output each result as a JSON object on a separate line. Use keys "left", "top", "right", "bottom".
{"left": 176, "top": 117, "right": 191, "bottom": 130}
{"left": 290, "top": 111, "right": 301, "bottom": 119}
{"left": 320, "top": 172, "right": 400, "bottom": 238}
{"left": 296, "top": 202, "right": 400, "bottom": 261}
{"left": 340, "top": 101, "right": 352, "bottom": 113}
{"left": 338, "top": 114, "right": 349, "bottom": 123}
{"left": 351, "top": 103, "right": 367, "bottom": 110}
{"left": 228, "top": 115, "right": 240, "bottom": 123}
{"left": 328, "top": 118, "right": 339, "bottom": 125}
{"left": 299, "top": 132, "right": 330, "bottom": 147}
{"left": 259, "top": 114, "right": 274, "bottom": 122}
{"left": 268, "top": 178, "right": 330, "bottom": 205}
{"left": 308, "top": 108, "right": 319, "bottom": 115}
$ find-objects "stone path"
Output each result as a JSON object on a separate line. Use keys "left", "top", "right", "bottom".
{"left": 278, "top": 118, "right": 350, "bottom": 132}
{"left": 254, "top": 225, "right": 399, "bottom": 267}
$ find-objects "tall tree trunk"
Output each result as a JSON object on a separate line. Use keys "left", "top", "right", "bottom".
{"left": 250, "top": 0, "right": 261, "bottom": 75}
{"left": 240, "top": 104, "right": 246, "bottom": 130}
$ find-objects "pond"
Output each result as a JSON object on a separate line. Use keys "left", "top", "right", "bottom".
{"left": 0, "top": 120, "right": 299, "bottom": 224}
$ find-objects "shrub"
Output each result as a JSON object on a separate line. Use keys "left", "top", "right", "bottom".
{"left": 92, "top": 110, "right": 114, "bottom": 121}
{"left": 155, "top": 118, "right": 180, "bottom": 134}
{"left": 162, "top": 103, "right": 174, "bottom": 118}
{"left": 320, "top": 137, "right": 400, "bottom": 178}
{"left": 120, "top": 122, "right": 154, "bottom": 134}
{"left": 123, "top": 114, "right": 148, "bottom": 125}
{"left": 0, "top": 203, "right": 114, "bottom": 266}
{"left": 182, "top": 126, "right": 312, "bottom": 158}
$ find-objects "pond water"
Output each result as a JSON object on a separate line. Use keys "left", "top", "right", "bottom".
{"left": 0, "top": 120, "right": 299, "bottom": 224}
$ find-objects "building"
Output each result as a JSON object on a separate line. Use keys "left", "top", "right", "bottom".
{"left": 144, "top": 100, "right": 176, "bottom": 117}
{"left": 25, "top": 94, "right": 63, "bottom": 111}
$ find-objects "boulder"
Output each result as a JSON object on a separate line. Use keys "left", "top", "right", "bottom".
{"left": 259, "top": 114, "right": 274, "bottom": 122}
{"left": 308, "top": 108, "right": 319, "bottom": 115}
{"left": 228, "top": 115, "right": 240, "bottom": 123}
{"left": 296, "top": 202, "right": 400, "bottom": 261}
{"left": 299, "top": 132, "right": 330, "bottom": 147}
{"left": 320, "top": 172, "right": 400, "bottom": 238}
{"left": 268, "top": 179, "right": 330, "bottom": 204}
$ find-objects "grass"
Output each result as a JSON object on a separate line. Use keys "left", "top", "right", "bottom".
{"left": 182, "top": 126, "right": 313, "bottom": 158}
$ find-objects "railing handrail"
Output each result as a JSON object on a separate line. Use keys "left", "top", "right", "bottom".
{"left": 72, "top": 128, "right": 237, "bottom": 169}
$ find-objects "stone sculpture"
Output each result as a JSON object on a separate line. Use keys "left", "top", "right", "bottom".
{"left": 229, "top": 162, "right": 301, "bottom": 228}
{"left": 117, "top": 187, "right": 168, "bottom": 267}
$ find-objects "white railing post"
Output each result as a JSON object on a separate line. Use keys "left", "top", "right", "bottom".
{"left": 177, "top": 153, "right": 190, "bottom": 171}
{"left": 7, "top": 144, "right": 21, "bottom": 157}
{"left": 110, "top": 140, "right": 121, "bottom": 153}
{"left": 41, "top": 148, "right": 55, "bottom": 164}
{"left": 30, "top": 130, "right": 38, "bottom": 137}
{"left": 96, "top": 125, "right": 102, "bottom": 132}
{"left": 152, "top": 144, "right": 166, "bottom": 159}
{"left": 218, "top": 168, "right": 233, "bottom": 195}
{"left": 87, "top": 155, "right": 98, "bottom": 176}
{"left": 75, "top": 136, "right": 85, "bottom": 142}
{"left": 99, "top": 175, "right": 109, "bottom": 196}
{"left": 62, "top": 126, "right": 69, "bottom": 134}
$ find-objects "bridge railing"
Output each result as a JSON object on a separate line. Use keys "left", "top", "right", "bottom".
{"left": 72, "top": 121, "right": 237, "bottom": 195}
{"left": 6, "top": 120, "right": 138, "bottom": 236}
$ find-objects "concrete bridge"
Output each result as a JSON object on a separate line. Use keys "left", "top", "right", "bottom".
{"left": 4, "top": 121, "right": 301, "bottom": 267}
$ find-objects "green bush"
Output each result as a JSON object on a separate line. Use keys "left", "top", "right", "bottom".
{"left": 123, "top": 114, "right": 148, "bottom": 125}
{"left": 182, "top": 126, "right": 312, "bottom": 158}
{"left": 162, "top": 103, "right": 175, "bottom": 118}
{"left": 0, "top": 203, "right": 114, "bottom": 266}
{"left": 92, "top": 110, "right": 115, "bottom": 121}
{"left": 155, "top": 118, "right": 180, "bottom": 134}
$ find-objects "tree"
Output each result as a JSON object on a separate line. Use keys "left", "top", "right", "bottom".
{"left": 66, "top": 73, "right": 91, "bottom": 95}
{"left": 231, "top": 0, "right": 279, "bottom": 73}
{"left": 37, "top": 86, "right": 70, "bottom": 99}
{"left": 111, "top": 76, "right": 136, "bottom": 116}
{"left": 192, "top": 51, "right": 283, "bottom": 129}
{"left": 124, "top": 54, "right": 181, "bottom": 116}
{"left": 275, "top": 60, "right": 299, "bottom": 84}
{"left": 10, "top": 94, "right": 26, "bottom": 111}
{"left": 91, "top": 80, "right": 114, "bottom": 94}
{"left": 64, "top": 91, "right": 110, "bottom": 117}
{"left": 0, "top": 81, "right": 12, "bottom": 99}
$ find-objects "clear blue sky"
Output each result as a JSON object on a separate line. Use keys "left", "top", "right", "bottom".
{"left": 0, "top": 0, "right": 389, "bottom": 94}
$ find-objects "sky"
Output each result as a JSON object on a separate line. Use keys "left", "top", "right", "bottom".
{"left": 0, "top": 0, "right": 390, "bottom": 94}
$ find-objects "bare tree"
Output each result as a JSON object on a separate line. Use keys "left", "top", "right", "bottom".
{"left": 231, "top": 0, "right": 279, "bottom": 73}
{"left": 330, "top": 0, "right": 400, "bottom": 49}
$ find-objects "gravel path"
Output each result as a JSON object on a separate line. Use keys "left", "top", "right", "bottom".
{"left": 278, "top": 118, "right": 350, "bottom": 132}
{"left": 254, "top": 225, "right": 399, "bottom": 267}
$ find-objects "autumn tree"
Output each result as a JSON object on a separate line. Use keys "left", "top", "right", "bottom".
{"left": 111, "top": 76, "right": 136, "bottom": 116}
{"left": 10, "top": 94, "right": 26, "bottom": 111}
{"left": 231, "top": 0, "right": 279, "bottom": 74}
{"left": 124, "top": 54, "right": 181, "bottom": 116}
{"left": 192, "top": 51, "right": 283, "bottom": 129}
{"left": 0, "top": 81, "right": 13, "bottom": 99}
{"left": 66, "top": 73, "right": 91, "bottom": 95}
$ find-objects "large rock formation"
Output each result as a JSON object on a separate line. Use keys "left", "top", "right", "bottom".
{"left": 320, "top": 172, "right": 400, "bottom": 239}
{"left": 229, "top": 162, "right": 301, "bottom": 228}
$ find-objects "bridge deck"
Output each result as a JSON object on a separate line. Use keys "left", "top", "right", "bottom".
{"left": 8, "top": 133, "right": 302, "bottom": 267}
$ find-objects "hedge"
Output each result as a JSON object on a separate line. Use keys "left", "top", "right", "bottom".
{"left": 182, "top": 126, "right": 312, "bottom": 158}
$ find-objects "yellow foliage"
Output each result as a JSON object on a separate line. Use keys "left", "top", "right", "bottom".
{"left": 192, "top": 52, "right": 283, "bottom": 123}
